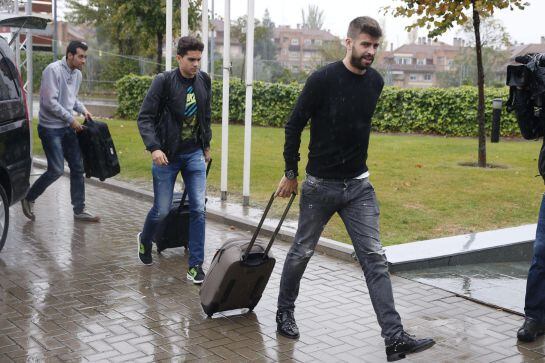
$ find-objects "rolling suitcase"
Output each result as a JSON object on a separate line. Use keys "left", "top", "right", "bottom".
{"left": 200, "top": 192, "right": 296, "bottom": 317}
{"left": 77, "top": 117, "right": 120, "bottom": 181}
{"left": 155, "top": 159, "right": 212, "bottom": 253}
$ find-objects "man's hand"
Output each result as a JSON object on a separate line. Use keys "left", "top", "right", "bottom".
{"left": 204, "top": 148, "right": 211, "bottom": 163}
{"left": 152, "top": 150, "right": 169, "bottom": 165}
{"left": 70, "top": 119, "right": 84, "bottom": 133}
{"left": 84, "top": 111, "right": 93, "bottom": 121}
{"left": 276, "top": 175, "right": 298, "bottom": 197}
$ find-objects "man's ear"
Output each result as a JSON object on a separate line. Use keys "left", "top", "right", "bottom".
{"left": 345, "top": 38, "right": 352, "bottom": 53}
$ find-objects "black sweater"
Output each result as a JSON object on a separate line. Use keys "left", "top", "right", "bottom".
{"left": 284, "top": 61, "right": 384, "bottom": 179}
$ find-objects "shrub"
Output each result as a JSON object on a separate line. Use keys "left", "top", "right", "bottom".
{"left": 116, "top": 74, "right": 517, "bottom": 136}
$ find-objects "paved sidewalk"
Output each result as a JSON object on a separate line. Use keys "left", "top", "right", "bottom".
{"left": 0, "top": 177, "right": 543, "bottom": 362}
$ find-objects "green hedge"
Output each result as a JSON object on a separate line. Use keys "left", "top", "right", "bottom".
{"left": 116, "top": 74, "right": 517, "bottom": 136}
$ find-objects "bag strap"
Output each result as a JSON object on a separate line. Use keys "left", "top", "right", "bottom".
{"left": 177, "top": 158, "right": 212, "bottom": 211}
{"left": 243, "top": 192, "right": 296, "bottom": 260}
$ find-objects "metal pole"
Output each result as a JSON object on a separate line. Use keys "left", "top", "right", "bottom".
{"left": 491, "top": 98, "right": 502, "bottom": 143}
{"left": 14, "top": 0, "right": 20, "bottom": 65}
{"left": 26, "top": 0, "right": 33, "bottom": 121}
{"left": 166, "top": 0, "right": 172, "bottom": 70}
{"left": 52, "top": 0, "right": 57, "bottom": 60}
{"left": 242, "top": 0, "right": 254, "bottom": 206}
{"left": 220, "top": 0, "right": 230, "bottom": 201}
{"left": 181, "top": 0, "right": 189, "bottom": 36}
{"left": 201, "top": 0, "right": 208, "bottom": 73}
{"left": 210, "top": 0, "right": 215, "bottom": 78}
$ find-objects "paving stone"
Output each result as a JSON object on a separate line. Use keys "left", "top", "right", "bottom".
{"left": 0, "top": 176, "right": 542, "bottom": 362}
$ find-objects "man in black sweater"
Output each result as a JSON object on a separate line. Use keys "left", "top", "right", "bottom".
{"left": 275, "top": 17, "right": 435, "bottom": 362}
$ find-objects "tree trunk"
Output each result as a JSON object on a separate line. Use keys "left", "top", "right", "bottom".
{"left": 473, "top": 1, "right": 486, "bottom": 167}
{"left": 157, "top": 32, "right": 164, "bottom": 74}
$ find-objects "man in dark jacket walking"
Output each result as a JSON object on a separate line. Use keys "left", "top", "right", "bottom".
{"left": 137, "top": 36, "right": 212, "bottom": 284}
{"left": 274, "top": 17, "right": 434, "bottom": 361}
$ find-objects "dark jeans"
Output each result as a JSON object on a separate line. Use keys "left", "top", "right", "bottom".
{"left": 525, "top": 193, "right": 545, "bottom": 323}
{"left": 277, "top": 175, "right": 404, "bottom": 339}
{"left": 140, "top": 149, "right": 206, "bottom": 267}
{"left": 26, "top": 125, "right": 85, "bottom": 214}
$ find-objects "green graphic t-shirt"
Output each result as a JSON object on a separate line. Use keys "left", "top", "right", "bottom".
{"left": 178, "top": 78, "right": 200, "bottom": 153}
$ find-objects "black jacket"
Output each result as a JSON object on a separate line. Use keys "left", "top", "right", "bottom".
{"left": 513, "top": 89, "right": 545, "bottom": 182}
{"left": 137, "top": 68, "right": 212, "bottom": 158}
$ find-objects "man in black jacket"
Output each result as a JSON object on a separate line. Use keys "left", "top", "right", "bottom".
{"left": 137, "top": 36, "right": 211, "bottom": 284}
{"left": 274, "top": 17, "right": 434, "bottom": 361}
{"left": 512, "top": 86, "right": 545, "bottom": 342}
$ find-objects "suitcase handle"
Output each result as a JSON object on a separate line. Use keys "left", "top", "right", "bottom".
{"left": 178, "top": 158, "right": 212, "bottom": 210}
{"left": 242, "top": 192, "right": 296, "bottom": 261}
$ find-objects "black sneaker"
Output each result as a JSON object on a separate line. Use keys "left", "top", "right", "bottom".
{"left": 517, "top": 317, "right": 545, "bottom": 342}
{"left": 137, "top": 232, "right": 153, "bottom": 265}
{"left": 385, "top": 331, "right": 435, "bottom": 362}
{"left": 276, "top": 310, "right": 300, "bottom": 339}
{"left": 187, "top": 265, "right": 205, "bottom": 284}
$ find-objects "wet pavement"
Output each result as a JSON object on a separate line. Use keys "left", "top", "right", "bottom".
{"left": 398, "top": 262, "right": 530, "bottom": 315}
{"left": 0, "top": 176, "right": 544, "bottom": 362}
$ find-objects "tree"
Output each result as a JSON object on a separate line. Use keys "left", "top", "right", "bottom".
{"left": 232, "top": 15, "right": 277, "bottom": 81}
{"left": 438, "top": 16, "right": 512, "bottom": 88}
{"left": 387, "top": 0, "right": 527, "bottom": 167}
{"left": 67, "top": 0, "right": 201, "bottom": 74}
{"left": 301, "top": 5, "right": 324, "bottom": 30}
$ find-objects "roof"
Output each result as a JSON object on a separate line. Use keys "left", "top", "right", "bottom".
{"left": 273, "top": 26, "right": 338, "bottom": 41}
{"left": 389, "top": 42, "right": 460, "bottom": 57}
{"left": 509, "top": 43, "right": 545, "bottom": 61}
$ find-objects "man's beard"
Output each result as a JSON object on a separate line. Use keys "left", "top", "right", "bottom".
{"left": 350, "top": 49, "right": 373, "bottom": 70}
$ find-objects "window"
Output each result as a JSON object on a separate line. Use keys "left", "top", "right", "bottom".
{"left": 289, "top": 51, "right": 299, "bottom": 59}
{"left": 291, "top": 38, "right": 299, "bottom": 45}
{"left": 395, "top": 57, "right": 412, "bottom": 65}
{"left": 424, "top": 73, "right": 432, "bottom": 81}
{"left": 304, "top": 38, "right": 311, "bottom": 46}
{"left": 409, "top": 74, "right": 418, "bottom": 81}
{"left": 315, "top": 39, "right": 322, "bottom": 46}
{"left": 0, "top": 55, "right": 19, "bottom": 101}
{"left": 437, "top": 56, "right": 445, "bottom": 65}
{"left": 416, "top": 59, "right": 425, "bottom": 65}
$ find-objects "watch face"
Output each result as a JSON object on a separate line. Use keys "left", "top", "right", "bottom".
{"left": 286, "top": 170, "right": 295, "bottom": 180}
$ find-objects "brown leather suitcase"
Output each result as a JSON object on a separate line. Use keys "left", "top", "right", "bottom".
{"left": 200, "top": 192, "right": 296, "bottom": 317}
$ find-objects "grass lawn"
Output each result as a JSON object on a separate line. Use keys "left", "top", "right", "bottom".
{"left": 33, "top": 119, "right": 544, "bottom": 246}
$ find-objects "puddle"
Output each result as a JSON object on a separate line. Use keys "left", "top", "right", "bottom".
{"left": 397, "top": 261, "right": 531, "bottom": 314}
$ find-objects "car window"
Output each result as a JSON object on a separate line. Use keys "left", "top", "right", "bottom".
{"left": 0, "top": 53, "right": 19, "bottom": 101}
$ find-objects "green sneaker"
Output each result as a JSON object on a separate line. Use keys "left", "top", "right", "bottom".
{"left": 137, "top": 232, "right": 153, "bottom": 265}
{"left": 187, "top": 265, "right": 205, "bottom": 284}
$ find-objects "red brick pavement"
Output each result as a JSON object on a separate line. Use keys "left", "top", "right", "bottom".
{"left": 0, "top": 177, "right": 543, "bottom": 362}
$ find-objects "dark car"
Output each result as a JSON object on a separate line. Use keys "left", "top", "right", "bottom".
{"left": 0, "top": 15, "right": 49, "bottom": 251}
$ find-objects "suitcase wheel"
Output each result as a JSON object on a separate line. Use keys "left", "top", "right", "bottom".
{"left": 85, "top": 173, "right": 91, "bottom": 178}
{"left": 100, "top": 177, "right": 105, "bottom": 181}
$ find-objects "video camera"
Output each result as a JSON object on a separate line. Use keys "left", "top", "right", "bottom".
{"left": 506, "top": 53, "right": 545, "bottom": 111}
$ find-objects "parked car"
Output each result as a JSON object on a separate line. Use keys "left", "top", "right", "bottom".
{"left": 0, "top": 15, "right": 49, "bottom": 252}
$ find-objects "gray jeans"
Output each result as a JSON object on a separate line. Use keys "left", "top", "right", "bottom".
{"left": 277, "top": 175, "right": 404, "bottom": 339}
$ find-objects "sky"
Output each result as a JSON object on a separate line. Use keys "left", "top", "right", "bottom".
{"left": 211, "top": 0, "right": 544, "bottom": 49}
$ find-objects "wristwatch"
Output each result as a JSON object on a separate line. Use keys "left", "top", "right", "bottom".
{"left": 285, "top": 170, "right": 297, "bottom": 180}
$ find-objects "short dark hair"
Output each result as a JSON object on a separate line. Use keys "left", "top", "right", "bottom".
{"left": 177, "top": 36, "right": 204, "bottom": 57}
{"left": 347, "top": 16, "right": 382, "bottom": 39}
{"left": 66, "top": 40, "right": 88, "bottom": 57}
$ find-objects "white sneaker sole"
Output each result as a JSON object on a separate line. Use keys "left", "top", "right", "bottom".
{"left": 186, "top": 273, "right": 204, "bottom": 284}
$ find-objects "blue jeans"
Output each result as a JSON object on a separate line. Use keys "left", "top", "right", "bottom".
{"left": 525, "top": 193, "right": 545, "bottom": 323}
{"left": 141, "top": 149, "right": 206, "bottom": 267}
{"left": 26, "top": 125, "right": 85, "bottom": 214}
{"left": 277, "top": 175, "right": 404, "bottom": 339}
